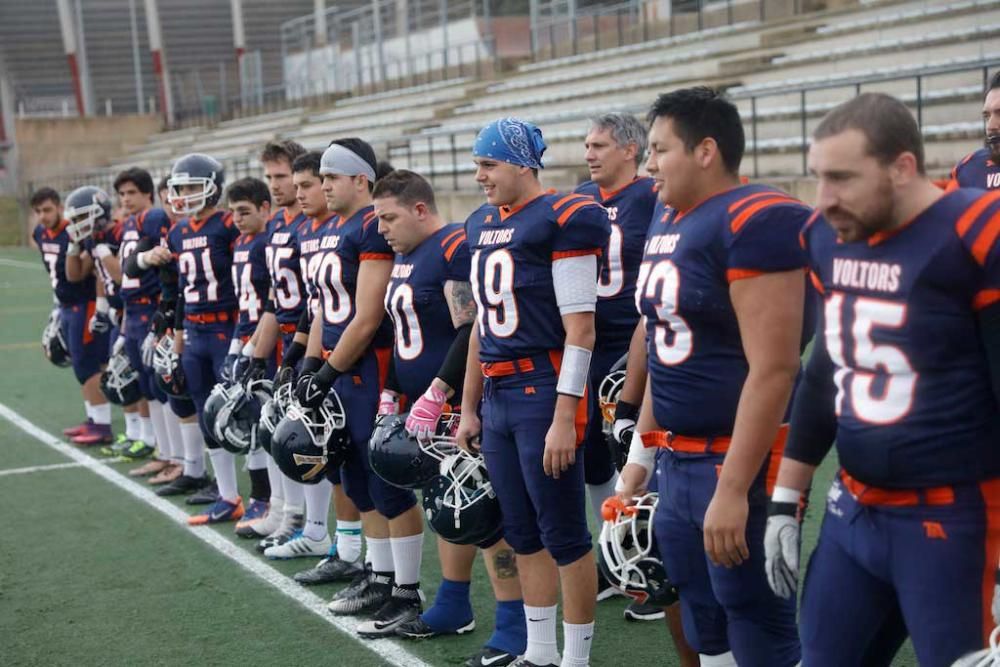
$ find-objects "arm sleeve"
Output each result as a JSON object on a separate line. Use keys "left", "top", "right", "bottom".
{"left": 296, "top": 307, "right": 311, "bottom": 335}
{"left": 437, "top": 322, "right": 472, "bottom": 397}
{"left": 383, "top": 355, "right": 402, "bottom": 394}
{"left": 174, "top": 292, "right": 186, "bottom": 330}
{"left": 552, "top": 254, "right": 598, "bottom": 315}
{"left": 784, "top": 325, "right": 838, "bottom": 466}
{"left": 123, "top": 237, "right": 156, "bottom": 278}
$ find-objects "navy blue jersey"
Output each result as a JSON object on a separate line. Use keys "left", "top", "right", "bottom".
{"left": 314, "top": 206, "right": 393, "bottom": 351}
{"left": 466, "top": 192, "right": 610, "bottom": 365}
{"left": 33, "top": 220, "right": 95, "bottom": 306}
{"left": 639, "top": 184, "right": 812, "bottom": 436}
{"left": 801, "top": 188, "right": 1000, "bottom": 487}
{"left": 575, "top": 177, "right": 658, "bottom": 345}
{"left": 167, "top": 210, "right": 238, "bottom": 316}
{"left": 386, "top": 223, "right": 471, "bottom": 399}
{"left": 266, "top": 208, "right": 309, "bottom": 325}
{"left": 948, "top": 148, "right": 1000, "bottom": 190}
{"left": 119, "top": 208, "right": 171, "bottom": 305}
{"left": 232, "top": 230, "right": 270, "bottom": 338}
{"left": 297, "top": 213, "right": 337, "bottom": 320}
{"left": 90, "top": 221, "right": 124, "bottom": 308}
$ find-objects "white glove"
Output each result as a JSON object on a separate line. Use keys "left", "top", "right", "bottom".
{"left": 764, "top": 509, "right": 800, "bottom": 600}
{"left": 112, "top": 335, "right": 126, "bottom": 356}
{"left": 141, "top": 331, "right": 157, "bottom": 368}
{"left": 94, "top": 243, "right": 112, "bottom": 260}
{"left": 992, "top": 574, "right": 1000, "bottom": 626}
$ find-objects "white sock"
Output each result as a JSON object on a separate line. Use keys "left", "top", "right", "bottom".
{"left": 699, "top": 652, "right": 737, "bottom": 667}
{"left": 92, "top": 402, "right": 111, "bottom": 425}
{"left": 366, "top": 536, "right": 394, "bottom": 574}
{"left": 207, "top": 448, "right": 239, "bottom": 502}
{"left": 587, "top": 472, "right": 619, "bottom": 524}
{"left": 84, "top": 401, "right": 94, "bottom": 421}
{"left": 124, "top": 412, "right": 141, "bottom": 440}
{"left": 265, "top": 456, "right": 284, "bottom": 507}
{"left": 283, "top": 476, "right": 305, "bottom": 508}
{"left": 246, "top": 446, "right": 267, "bottom": 470}
{"left": 524, "top": 604, "right": 559, "bottom": 664}
{"left": 164, "top": 408, "right": 185, "bottom": 464}
{"left": 303, "top": 479, "right": 332, "bottom": 541}
{"left": 389, "top": 533, "right": 424, "bottom": 586}
{"left": 336, "top": 519, "right": 362, "bottom": 563}
{"left": 148, "top": 401, "right": 167, "bottom": 458}
{"left": 139, "top": 415, "right": 154, "bottom": 444}
{"left": 179, "top": 421, "right": 206, "bottom": 478}
{"left": 561, "top": 621, "right": 594, "bottom": 667}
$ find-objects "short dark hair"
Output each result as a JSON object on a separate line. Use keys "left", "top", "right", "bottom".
{"left": 329, "top": 138, "right": 393, "bottom": 192}
{"left": 30, "top": 187, "right": 60, "bottom": 208}
{"left": 291, "top": 151, "right": 322, "bottom": 178}
{"left": 372, "top": 169, "right": 437, "bottom": 212}
{"left": 813, "top": 92, "right": 925, "bottom": 174}
{"left": 227, "top": 177, "right": 272, "bottom": 209}
{"left": 990, "top": 70, "right": 1000, "bottom": 93}
{"left": 261, "top": 140, "right": 306, "bottom": 166}
{"left": 157, "top": 176, "right": 169, "bottom": 193}
{"left": 113, "top": 167, "right": 155, "bottom": 197}
{"left": 647, "top": 87, "right": 745, "bottom": 175}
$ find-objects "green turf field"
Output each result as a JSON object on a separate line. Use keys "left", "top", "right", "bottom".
{"left": 0, "top": 246, "right": 918, "bottom": 666}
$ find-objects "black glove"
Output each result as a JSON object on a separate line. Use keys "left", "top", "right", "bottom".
{"left": 296, "top": 359, "right": 340, "bottom": 408}
{"left": 274, "top": 364, "right": 297, "bottom": 391}
{"left": 169, "top": 361, "right": 186, "bottom": 396}
{"left": 88, "top": 311, "right": 112, "bottom": 335}
{"left": 242, "top": 357, "right": 267, "bottom": 385}
{"left": 152, "top": 307, "right": 175, "bottom": 337}
{"left": 231, "top": 355, "right": 251, "bottom": 382}
{"left": 220, "top": 354, "right": 239, "bottom": 384}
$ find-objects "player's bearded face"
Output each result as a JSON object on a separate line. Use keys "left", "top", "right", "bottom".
{"left": 984, "top": 89, "right": 1000, "bottom": 161}
{"left": 263, "top": 160, "right": 296, "bottom": 208}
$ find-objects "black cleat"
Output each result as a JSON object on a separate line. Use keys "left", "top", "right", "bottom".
{"left": 294, "top": 552, "right": 364, "bottom": 586}
{"left": 356, "top": 585, "right": 422, "bottom": 638}
{"left": 185, "top": 480, "right": 219, "bottom": 505}
{"left": 463, "top": 647, "right": 518, "bottom": 667}
{"left": 155, "top": 474, "right": 210, "bottom": 497}
{"left": 396, "top": 614, "right": 476, "bottom": 640}
{"left": 623, "top": 600, "right": 665, "bottom": 622}
{"left": 326, "top": 565, "right": 392, "bottom": 616}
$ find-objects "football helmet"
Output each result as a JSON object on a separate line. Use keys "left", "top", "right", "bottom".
{"left": 64, "top": 185, "right": 113, "bottom": 242}
{"left": 598, "top": 493, "right": 677, "bottom": 607}
{"left": 422, "top": 449, "right": 502, "bottom": 546}
{"left": 152, "top": 335, "right": 187, "bottom": 398}
{"left": 217, "top": 378, "right": 273, "bottom": 455}
{"left": 258, "top": 381, "right": 293, "bottom": 455}
{"left": 952, "top": 626, "right": 1000, "bottom": 666}
{"left": 167, "top": 153, "right": 225, "bottom": 216}
{"left": 598, "top": 353, "right": 628, "bottom": 433}
{"left": 42, "top": 309, "right": 71, "bottom": 368}
{"left": 271, "top": 393, "right": 350, "bottom": 485}
{"left": 369, "top": 412, "right": 460, "bottom": 490}
{"left": 203, "top": 382, "right": 238, "bottom": 444}
{"left": 100, "top": 349, "right": 142, "bottom": 405}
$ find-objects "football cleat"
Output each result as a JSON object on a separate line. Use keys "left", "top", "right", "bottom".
{"left": 599, "top": 494, "right": 678, "bottom": 608}
{"left": 63, "top": 420, "right": 91, "bottom": 437}
{"left": 121, "top": 439, "right": 155, "bottom": 461}
{"left": 356, "top": 585, "right": 423, "bottom": 638}
{"left": 294, "top": 550, "right": 364, "bottom": 586}
{"left": 71, "top": 422, "right": 113, "bottom": 445}
{"left": 256, "top": 512, "right": 304, "bottom": 553}
{"left": 155, "top": 474, "right": 210, "bottom": 497}
{"left": 327, "top": 565, "right": 392, "bottom": 616}
{"left": 232, "top": 498, "right": 269, "bottom": 534}
{"left": 185, "top": 480, "right": 220, "bottom": 505}
{"left": 623, "top": 600, "right": 666, "bottom": 622}
{"left": 187, "top": 497, "right": 245, "bottom": 526}
{"left": 395, "top": 614, "right": 476, "bottom": 640}
{"left": 509, "top": 657, "right": 560, "bottom": 667}
{"left": 264, "top": 532, "right": 332, "bottom": 560}
{"left": 237, "top": 504, "right": 283, "bottom": 539}
{"left": 463, "top": 647, "right": 517, "bottom": 667}
{"left": 100, "top": 433, "right": 133, "bottom": 457}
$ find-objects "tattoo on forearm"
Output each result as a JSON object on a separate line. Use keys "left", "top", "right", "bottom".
{"left": 493, "top": 548, "right": 518, "bottom": 579}
{"left": 449, "top": 280, "right": 478, "bottom": 327}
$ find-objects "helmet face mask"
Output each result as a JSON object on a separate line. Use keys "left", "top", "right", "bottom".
{"left": 65, "top": 186, "right": 112, "bottom": 242}
{"left": 258, "top": 382, "right": 293, "bottom": 455}
{"left": 271, "top": 392, "right": 350, "bottom": 484}
{"left": 100, "top": 350, "right": 142, "bottom": 405}
{"left": 152, "top": 335, "right": 187, "bottom": 398}
{"left": 42, "top": 309, "right": 71, "bottom": 368}
{"left": 598, "top": 368, "right": 626, "bottom": 435}
{"left": 598, "top": 493, "right": 677, "bottom": 607}
{"left": 167, "top": 153, "right": 225, "bottom": 216}
{"left": 422, "top": 448, "right": 503, "bottom": 546}
{"left": 218, "top": 378, "right": 273, "bottom": 454}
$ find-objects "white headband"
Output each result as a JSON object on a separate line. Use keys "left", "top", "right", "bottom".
{"left": 319, "top": 143, "right": 376, "bottom": 182}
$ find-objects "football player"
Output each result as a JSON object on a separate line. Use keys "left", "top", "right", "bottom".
{"left": 372, "top": 169, "right": 527, "bottom": 664}
{"left": 120, "top": 167, "right": 196, "bottom": 487}
{"left": 948, "top": 70, "right": 1000, "bottom": 190}
{"left": 616, "top": 87, "right": 809, "bottom": 667}
{"left": 766, "top": 92, "right": 1000, "bottom": 665}
{"left": 31, "top": 187, "right": 113, "bottom": 444}
{"left": 294, "top": 139, "right": 428, "bottom": 636}
{"left": 457, "top": 117, "right": 610, "bottom": 667}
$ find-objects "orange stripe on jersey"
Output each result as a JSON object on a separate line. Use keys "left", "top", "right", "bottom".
{"left": 956, "top": 190, "right": 1000, "bottom": 237}
{"left": 972, "top": 209, "right": 1000, "bottom": 265}
{"left": 727, "top": 191, "right": 777, "bottom": 214}
{"left": 222, "top": 211, "right": 234, "bottom": 228}
{"left": 551, "top": 193, "right": 589, "bottom": 212}
{"left": 979, "top": 479, "right": 1000, "bottom": 645}
{"left": 443, "top": 235, "right": 465, "bottom": 262}
{"left": 974, "top": 289, "right": 1000, "bottom": 310}
{"left": 359, "top": 252, "right": 392, "bottom": 261}
{"left": 440, "top": 228, "right": 463, "bottom": 249}
{"left": 552, "top": 248, "right": 601, "bottom": 260}
{"left": 557, "top": 200, "right": 599, "bottom": 227}
{"left": 809, "top": 270, "right": 825, "bottom": 295}
{"left": 730, "top": 197, "right": 796, "bottom": 234}
{"left": 726, "top": 268, "right": 764, "bottom": 283}
{"left": 82, "top": 300, "right": 96, "bottom": 345}
{"left": 362, "top": 212, "right": 378, "bottom": 230}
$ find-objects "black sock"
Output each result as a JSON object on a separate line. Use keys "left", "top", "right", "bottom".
{"left": 249, "top": 467, "right": 270, "bottom": 501}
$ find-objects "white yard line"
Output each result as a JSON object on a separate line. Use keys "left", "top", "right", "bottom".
{"left": 0, "top": 258, "right": 43, "bottom": 270}
{"left": 0, "top": 402, "right": 432, "bottom": 667}
{"left": 0, "top": 461, "right": 89, "bottom": 477}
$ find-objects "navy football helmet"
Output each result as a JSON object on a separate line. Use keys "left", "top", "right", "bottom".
{"left": 167, "top": 153, "right": 225, "bottom": 216}
{"left": 369, "top": 412, "right": 460, "bottom": 490}
{"left": 203, "top": 382, "right": 238, "bottom": 445}
{"left": 100, "top": 349, "right": 142, "bottom": 406}
{"left": 152, "top": 335, "right": 187, "bottom": 398}
{"left": 598, "top": 493, "right": 678, "bottom": 607}
{"left": 42, "top": 309, "right": 71, "bottom": 368}
{"left": 271, "top": 393, "right": 350, "bottom": 485}
{"left": 217, "top": 378, "right": 273, "bottom": 455}
{"left": 422, "top": 449, "right": 503, "bottom": 546}
{"left": 64, "top": 185, "right": 113, "bottom": 242}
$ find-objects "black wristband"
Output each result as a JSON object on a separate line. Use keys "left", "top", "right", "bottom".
{"left": 614, "top": 400, "right": 639, "bottom": 423}
{"left": 768, "top": 500, "right": 798, "bottom": 519}
{"left": 282, "top": 341, "right": 306, "bottom": 368}
{"left": 300, "top": 356, "right": 323, "bottom": 375}
{"left": 315, "top": 360, "right": 342, "bottom": 386}
{"left": 263, "top": 298, "right": 275, "bottom": 314}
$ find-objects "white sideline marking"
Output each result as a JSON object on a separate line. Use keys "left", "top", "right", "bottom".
{"left": 0, "top": 258, "right": 42, "bottom": 270}
{"left": 0, "top": 461, "right": 88, "bottom": 477}
{"left": 0, "top": 402, "right": 432, "bottom": 667}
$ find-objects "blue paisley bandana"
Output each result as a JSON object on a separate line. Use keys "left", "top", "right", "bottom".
{"left": 473, "top": 117, "right": 547, "bottom": 169}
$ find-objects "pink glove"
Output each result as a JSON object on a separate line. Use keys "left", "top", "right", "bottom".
{"left": 377, "top": 390, "right": 400, "bottom": 416}
{"left": 406, "top": 385, "right": 447, "bottom": 442}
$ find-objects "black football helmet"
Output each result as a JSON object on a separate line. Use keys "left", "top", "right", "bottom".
{"left": 152, "top": 335, "right": 187, "bottom": 398}
{"left": 271, "top": 393, "right": 350, "bottom": 485}
{"left": 42, "top": 309, "right": 71, "bottom": 368}
{"left": 203, "top": 382, "right": 238, "bottom": 445}
{"left": 100, "top": 349, "right": 142, "bottom": 406}
{"left": 64, "top": 185, "right": 113, "bottom": 242}
{"left": 369, "top": 412, "right": 461, "bottom": 490}
{"left": 167, "top": 153, "right": 225, "bottom": 216}
{"left": 598, "top": 493, "right": 678, "bottom": 607}
{"left": 217, "top": 378, "right": 273, "bottom": 455}
{"left": 422, "top": 449, "right": 503, "bottom": 546}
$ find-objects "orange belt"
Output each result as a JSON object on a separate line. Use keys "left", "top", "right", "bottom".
{"left": 279, "top": 322, "right": 297, "bottom": 335}
{"left": 840, "top": 470, "right": 955, "bottom": 507}
{"left": 185, "top": 311, "right": 232, "bottom": 324}
{"left": 481, "top": 351, "right": 562, "bottom": 378}
{"left": 641, "top": 430, "right": 732, "bottom": 455}
{"left": 128, "top": 296, "right": 154, "bottom": 305}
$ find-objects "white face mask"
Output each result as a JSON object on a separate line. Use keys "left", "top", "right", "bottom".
{"left": 167, "top": 174, "right": 218, "bottom": 216}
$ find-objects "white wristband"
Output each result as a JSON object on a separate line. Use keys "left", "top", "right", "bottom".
{"left": 556, "top": 344, "right": 592, "bottom": 398}
{"left": 96, "top": 297, "right": 110, "bottom": 314}
{"left": 771, "top": 486, "right": 803, "bottom": 504}
{"left": 228, "top": 339, "right": 242, "bottom": 355}
{"left": 241, "top": 341, "right": 255, "bottom": 357}
{"left": 137, "top": 251, "right": 150, "bottom": 270}
{"left": 67, "top": 242, "right": 80, "bottom": 257}
{"left": 614, "top": 430, "right": 656, "bottom": 493}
